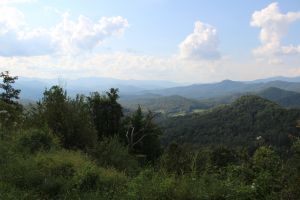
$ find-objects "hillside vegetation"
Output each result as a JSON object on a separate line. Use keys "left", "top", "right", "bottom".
{"left": 1, "top": 72, "right": 300, "bottom": 199}
{"left": 161, "top": 95, "right": 300, "bottom": 150}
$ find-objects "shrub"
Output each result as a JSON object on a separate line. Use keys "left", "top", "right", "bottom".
{"left": 127, "top": 169, "right": 176, "bottom": 200}
{"left": 91, "top": 136, "right": 140, "bottom": 175}
{"left": 0, "top": 149, "right": 129, "bottom": 199}
{"left": 14, "top": 128, "right": 60, "bottom": 154}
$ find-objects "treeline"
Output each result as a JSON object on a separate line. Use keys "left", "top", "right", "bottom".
{"left": 1, "top": 71, "right": 300, "bottom": 199}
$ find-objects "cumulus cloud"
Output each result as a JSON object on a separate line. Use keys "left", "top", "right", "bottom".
{"left": 251, "top": 2, "right": 300, "bottom": 63}
{"left": 0, "top": 6, "right": 25, "bottom": 32}
{"left": 179, "top": 21, "right": 220, "bottom": 60}
{"left": 0, "top": 6, "right": 129, "bottom": 56}
{"left": 51, "top": 13, "right": 129, "bottom": 55}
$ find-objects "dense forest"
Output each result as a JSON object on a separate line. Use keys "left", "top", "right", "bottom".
{"left": 1, "top": 71, "right": 300, "bottom": 199}
{"left": 161, "top": 95, "right": 300, "bottom": 150}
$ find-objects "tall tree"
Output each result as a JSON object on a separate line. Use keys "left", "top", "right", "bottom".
{"left": 87, "top": 88, "right": 123, "bottom": 139}
{"left": 0, "top": 71, "right": 22, "bottom": 132}
{"left": 39, "top": 86, "right": 97, "bottom": 149}
{"left": 0, "top": 71, "right": 20, "bottom": 104}
{"left": 41, "top": 86, "right": 68, "bottom": 136}
{"left": 124, "top": 106, "right": 162, "bottom": 161}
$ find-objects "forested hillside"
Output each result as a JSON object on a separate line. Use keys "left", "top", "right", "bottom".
{"left": 258, "top": 87, "right": 300, "bottom": 108}
{"left": 161, "top": 95, "right": 300, "bottom": 150}
{"left": 120, "top": 87, "right": 300, "bottom": 117}
{"left": 1, "top": 72, "right": 300, "bottom": 199}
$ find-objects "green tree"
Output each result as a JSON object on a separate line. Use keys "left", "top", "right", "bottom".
{"left": 253, "top": 146, "right": 279, "bottom": 172}
{"left": 39, "top": 86, "right": 97, "bottom": 149}
{"left": 282, "top": 139, "right": 300, "bottom": 199}
{"left": 0, "top": 71, "right": 20, "bottom": 104}
{"left": 210, "top": 146, "right": 237, "bottom": 168}
{"left": 124, "top": 106, "right": 161, "bottom": 162}
{"left": 41, "top": 86, "right": 68, "bottom": 136}
{"left": 252, "top": 146, "right": 281, "bottom": 199}
{"left": 0, "top": 71, "right": 22, "bottom": 133}
{"left": 87, "top": 88, "right": 123, "bottom": 139}
{"left": 160, "top": 143, "right": 192, "bottom": 175}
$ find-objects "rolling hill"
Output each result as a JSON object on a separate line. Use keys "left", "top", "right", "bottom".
{"left": 257, "top": 87, "right": 300, "bottom": 108}
{"left": 160, "top": 95, "right": 300, "bottom": 149}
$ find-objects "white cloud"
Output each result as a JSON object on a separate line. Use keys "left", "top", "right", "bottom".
{"left": 251, "top": 2, "right": 300, "bottom": 63}
{"left": 179, "top": 21, "right": 220, "bottom": 60}
{"left": 51, "top": 13, "right": 129, "bottom": 55}
{"left": 0, "top": 6, "right": 129, "bottom": 56}
{"left": 0, "top": 6, "right": 25, "bottom": 32}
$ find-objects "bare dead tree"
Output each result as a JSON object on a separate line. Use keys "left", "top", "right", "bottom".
{"left": 125, "top": 111, "right": 158, "bottom": 152}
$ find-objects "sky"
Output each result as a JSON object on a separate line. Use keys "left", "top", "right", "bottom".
{"left": 0, "top": 0, "right": 299, "bottom": 83}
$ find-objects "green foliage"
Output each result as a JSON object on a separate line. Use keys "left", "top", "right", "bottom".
{"left": 252, "top": 147, "right": 280, "bottom": 172}
{"left": 0, "top": 71, "right": 21, "bottom": 105}
{"left": 63, "top": 95, "right": 98, "bottom": 150}
{"left": 258, "top": 87, "right": 300, "bottom": 108}
{"left": 124, "top": 106, "right": 162, "bottom": 162}
{"left": 0, "top": 149, "right": 128, "bottom": 199}
{"left": 90, "top": 136, "right": 140, "bottom": 174}
{"left": 127, "top": 169, "right": 176, "bottom": 200}
{"left": 0, "top": 71, "right": 23, "bottom": 136}
{"left": 87, "top": 88, "right": 123, "bottom": 138}
{"left": 0, "top": 100, "right": 23, "bottom": 132}
{"left": 160, "top": 143, "right": 195, "bottom": 175}
{"left": 210, "top": 146, "right": 237, "bottom": 168}
{"left": 14, "top": 128, "right": 60, "bottom": 154}
{"left": 36, "top": 86, "right": 98, "bottom": 150}
{"left": 161, "top": 95, "right": 300, "bottom": 150}
{"left": 2, "top": 71, "right": 300, "bottom": 199}
{"left": 281, "top": 139, "right": 300, "bottom": 199}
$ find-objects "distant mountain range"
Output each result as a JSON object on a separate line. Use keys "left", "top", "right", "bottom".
{"left": 14, "top": 75, "right": 300, "bottom": 101}
{"left": 249, "top": 76, "right": 300, "bottom": 83}
{"left": 145, "top": 79, "right": 300, "bottom": 99}
{"left": 15, "top": 77, "right": 182, "bottom": 100}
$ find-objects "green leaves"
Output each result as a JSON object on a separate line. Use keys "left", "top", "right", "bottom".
{"left": 0, "top": 71, "right": 21, "bottom": 105}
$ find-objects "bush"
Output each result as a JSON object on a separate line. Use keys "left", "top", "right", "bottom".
{"left": 252, "top": 146, "right": 279, "bottom": 172}
{"left": 127, "top": 169, "right": 176, "bottom": 200}
{"left": 14, "top": 128, "right": 60, "bottom": 154}
{"left": 0, "top": 182, "right": 39, "bottom": 200}
{"left": 0, "top": 149, "right": 129, "bottom": 199}
{"left": 91, "top": 136, "right": 140, "bottom": 175}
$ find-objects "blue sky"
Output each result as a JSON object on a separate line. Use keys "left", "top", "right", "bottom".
{"left": 0, "top": 0, "right": 300, "bottom": 82}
